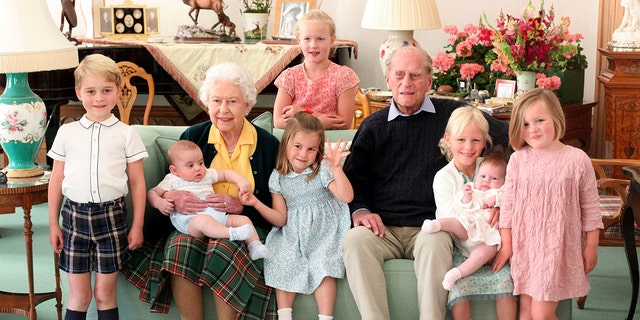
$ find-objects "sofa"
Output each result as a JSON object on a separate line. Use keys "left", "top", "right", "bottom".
{"left": 85, "top": 113, "right": 572, "bottom": 319}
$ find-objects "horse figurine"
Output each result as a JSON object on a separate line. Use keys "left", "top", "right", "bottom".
{"left": 182, "top": 0, "right": 225, "bottom": 26}
{"left": 59, "top": 0, "right": 79, "bottom": 43}
{"left": 212, "top": 11, "right": 236, "bottom": 37}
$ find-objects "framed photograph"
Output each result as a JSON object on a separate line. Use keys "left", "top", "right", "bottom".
{"left": 91, "top": 0, "right": 106, "bottom": 37}
{"left": 145, "top": 7, "right": 160, "bottom": 34}
{"left": 98, "top": 6, "right": 113, "bottom": 34}
{"left": 98, "top": 1, "right": 154, "bottom": 40}
{"left": 495, "top": 79, "right": 516, "bottom": 98}
{"left": 273, "top": 0, "right": 315, "bottom": 39}
{"left": 114, "top": 7, "right": 145, "bottom": 35}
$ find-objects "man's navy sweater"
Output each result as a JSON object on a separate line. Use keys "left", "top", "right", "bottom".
{"left": 343, "top": 98, "right": 509, "bottom": 227}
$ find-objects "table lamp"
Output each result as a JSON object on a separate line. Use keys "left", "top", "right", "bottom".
{"left": 0, "top": 0, "right": 78, "bottom": 178}
{"left": 361, "top": 0, "right": 441, "bottom": 75}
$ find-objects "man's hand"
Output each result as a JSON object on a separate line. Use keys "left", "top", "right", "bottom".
{"left": 353, "top": 210, "right": 386, "bottom": 238}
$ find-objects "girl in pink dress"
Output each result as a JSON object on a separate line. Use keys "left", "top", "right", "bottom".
{"left": 493, "top": 88, "right": 603, "bottom": 319}
{"left": 273, "top": 10, "right": 360, "bottom": 130}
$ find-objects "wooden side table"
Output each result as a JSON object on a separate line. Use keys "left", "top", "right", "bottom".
{"left": 621, "top": 165, "right": 640, "bottom": 320}
{"left": 0, "top": 172, "right": 62, "bottom": 320}
{"left": 490, "top": 101, "right": 596, "bottom": 153}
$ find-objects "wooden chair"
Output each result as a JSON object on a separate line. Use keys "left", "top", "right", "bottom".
{"left": 577, "top": 158, "right": 640, "bottom": 309}
{"left": 590, "top": 158, "right": 640, "bottom": 247}
{"left": 351, "top": 88, "right": 371, "bottom": 129}
{"left": 116, "top": 61, "right": 155, "bottom": 125}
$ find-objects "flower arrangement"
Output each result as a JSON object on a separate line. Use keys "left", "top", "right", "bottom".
{"left": 432, "top": 22, "right": 509, "bottom": 94}
{"left": 488, "top": 1, "right": 588, "bottom": 73}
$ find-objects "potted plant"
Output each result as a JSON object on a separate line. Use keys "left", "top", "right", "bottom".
{"left": 241, "top": 0, "right": 271, "bottom": 43}
{"left": 242, "top": 0, "right": 271, "bottom": 13}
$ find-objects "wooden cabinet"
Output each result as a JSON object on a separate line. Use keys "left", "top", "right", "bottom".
{"left": 598, "top": 48, "right": 640, "bottom": 160}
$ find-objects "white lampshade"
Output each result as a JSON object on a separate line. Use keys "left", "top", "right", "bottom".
{"left": 361, "top": 0, "right": 441, "bottom": 74}
{"left": 0, "top": 0, "right": 79, "bottom": 73}
{"left": 0, "top": 0, "right": 78, "bottom": 177}
{"left": 361, "top": 0, "right": 441, "bottom": 31}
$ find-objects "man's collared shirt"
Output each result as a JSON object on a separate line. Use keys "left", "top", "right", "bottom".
{"left": 387, "top": 94, "right": 436, "bottom": 121}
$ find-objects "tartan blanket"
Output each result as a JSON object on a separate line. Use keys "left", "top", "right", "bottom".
{"left": 122, "top": 231, "right": 277, "bottom": 319}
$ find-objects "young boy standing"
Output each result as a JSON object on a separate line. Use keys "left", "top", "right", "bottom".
{"left": 47, "top": 54, "right": 148, "bottom": 320}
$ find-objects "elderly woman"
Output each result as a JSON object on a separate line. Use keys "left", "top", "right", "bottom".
{"left": 124, "top": 63, "right": 278, "bottom": 320}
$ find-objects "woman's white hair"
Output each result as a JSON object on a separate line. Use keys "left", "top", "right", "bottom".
{"left": 198, "top": 62, "right": 257, "bottom": 110}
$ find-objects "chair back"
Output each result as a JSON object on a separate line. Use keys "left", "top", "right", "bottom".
{"left": 117, "top": 61, "right": 155, "bottom": 125}
{"left": 591, "top": 158, "right": 640, "bottom": 246}
{"left": 352, "top": 88, "right": 371, "bottom": 129}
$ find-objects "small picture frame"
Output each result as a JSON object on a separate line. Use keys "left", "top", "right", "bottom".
{"left": 495, "top": 79, "right": 516, "bottom": 98}
{"left": 273, "top": 0, "right": 315, "bottom": 39}
{"left": 98, "top": 6, "right": 113, "bottom": 34}
{"left": 91, "top": 0, "right": 106, "bottom": 38}
{"left": 99, "top": 3, "right": 148, "bottom": 40}
{"left": 145, "top": 7, "right": 160, "bottom": 34}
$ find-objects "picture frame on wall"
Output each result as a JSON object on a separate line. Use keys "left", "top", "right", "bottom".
{"left": 273, "top": 0, "right": 315, "bottom": 39}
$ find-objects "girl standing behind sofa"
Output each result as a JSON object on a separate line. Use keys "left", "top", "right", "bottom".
{"left": 273, "top": 10, "right": 360, "bottom": 130}
{"left": 493, "top": 88, "right": 603, "bottom": 319}
{"left": 241, "top": 112, "right": 353, "bottom": 320}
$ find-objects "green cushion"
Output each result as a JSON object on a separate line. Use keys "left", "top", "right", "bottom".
{"left": 250, "top": 111, "right": 273, "bottom": 134}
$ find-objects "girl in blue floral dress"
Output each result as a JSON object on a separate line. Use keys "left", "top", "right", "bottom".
{"left": 240, "top": 112, "right": 353, "bottom": 320}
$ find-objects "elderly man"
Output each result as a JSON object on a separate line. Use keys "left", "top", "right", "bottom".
{"left": 342, "top": 46, "right": 510, "bottom": 319}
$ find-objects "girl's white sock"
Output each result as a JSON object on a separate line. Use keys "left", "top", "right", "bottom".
{"left": 277, "top": 308, "right": 293, "bottom": 320}
{"left": 319, "top": 315, "right": 334, "bottom": 320}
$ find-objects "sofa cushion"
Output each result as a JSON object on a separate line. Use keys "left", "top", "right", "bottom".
{"left": 272, "top": 128, "right": 356, "bottom": 142}
{"left": 251, "top": 111, "right": 273, "bottom": 134}
{"left": 131, "top": 125, "right": 188, "bottom": 242}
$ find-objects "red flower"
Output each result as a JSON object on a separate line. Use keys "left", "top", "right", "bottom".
{"left": 488, "top": 1, "right": 568, "bottom": 72}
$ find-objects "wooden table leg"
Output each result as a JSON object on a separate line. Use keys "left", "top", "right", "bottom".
{"left": 0, "top": 175, "right": 55, "bottom": 319}
{"left": 22, "top": 193, "right": 37, "bottom": 320}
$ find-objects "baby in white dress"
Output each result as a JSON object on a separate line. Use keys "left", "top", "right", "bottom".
{"left": 423, "top": 153, "right": 507, "bottom": 290}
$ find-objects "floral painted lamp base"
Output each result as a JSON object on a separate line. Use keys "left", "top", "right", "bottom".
{"left": 0, "top": 73, "right": 47, "bottom": 178}
{"left": 378, "top": 30, "right": 421, "bottom": 76}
